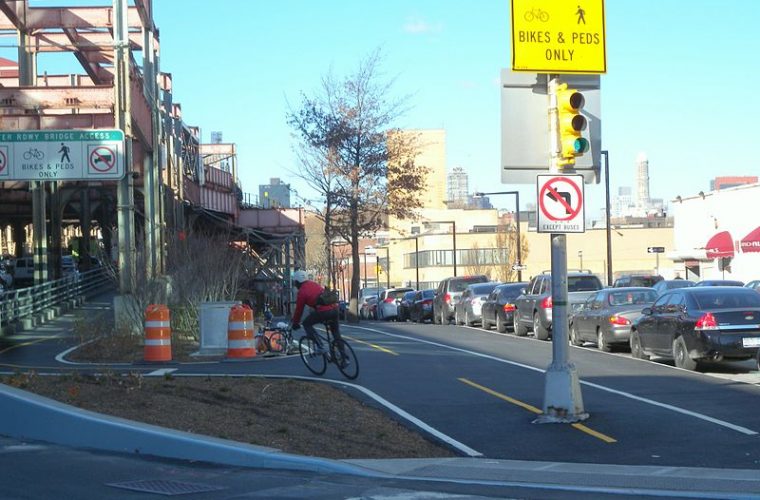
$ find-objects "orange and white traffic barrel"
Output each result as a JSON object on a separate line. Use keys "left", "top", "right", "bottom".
{"left": 144, "top": 304, "right": 171, "bottom": 362}
{"left": 227, "top": 304, "right": 256, "bottom": 359}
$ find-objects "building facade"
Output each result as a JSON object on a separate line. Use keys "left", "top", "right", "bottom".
{"left": 259, "top": 178, "right": 291, "bottom": 208}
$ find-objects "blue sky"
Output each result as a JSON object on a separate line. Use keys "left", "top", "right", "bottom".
{"left": 18, "top": 1, "right": 760, "bottom": 218}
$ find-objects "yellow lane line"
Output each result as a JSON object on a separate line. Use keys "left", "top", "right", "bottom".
{"left": 458, "top": 377, "right": 617, "bottom": 444}
{"left": 344, "top": 335, "right": 398, "bottom": 356}
{"left": 0, "top": 335, "right": 63, "bottom": 355}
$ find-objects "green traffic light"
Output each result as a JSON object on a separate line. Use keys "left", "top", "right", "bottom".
{"left": 573, "top": 138, "right": 589, "bottom": 154}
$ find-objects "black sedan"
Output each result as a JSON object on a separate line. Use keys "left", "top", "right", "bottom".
{"left": 396, "top": 290, "right": 418, "bottom": 322}
{"left": 570, "top": 287, "right": 657, "bottom": 352}
{"left": 481, "top": 282, "right": 527, "bottom": 333}
{"left": 630, "top": 286, "right": 760, "bottom": 370}
{"left": 410, "top": 289, "right": 435, "bottom": 323}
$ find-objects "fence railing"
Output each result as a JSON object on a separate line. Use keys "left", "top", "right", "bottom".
{"left": 0, "top": 268, "right": 115, "bottom": 329}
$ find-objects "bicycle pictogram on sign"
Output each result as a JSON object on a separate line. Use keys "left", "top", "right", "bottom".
{"left": 89, "top": 146, "right": 116, "bottom": 173}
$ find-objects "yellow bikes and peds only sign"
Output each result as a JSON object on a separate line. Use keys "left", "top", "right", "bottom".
{"left": 511, "top": 0, "right": 606, "bottom": 74}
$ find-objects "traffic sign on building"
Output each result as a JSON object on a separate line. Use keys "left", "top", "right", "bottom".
{"left": 511, "top": 0, "right": 607, "bottom": 74}
{"left": 536, "top": 174, "right": 585, "bottom": 233}
{"left": 647, "top": 246, "right": 665, "bottom": 254}
{"left": 0, "top": 129, "right": 125, "bottom": 181}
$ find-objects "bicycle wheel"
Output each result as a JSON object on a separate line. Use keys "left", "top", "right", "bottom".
{"left": 266, "top": 331, "right": 286, "bottom": 354}
{"left": 299, "top": 336, "right": 327, "bottom": 375}
{"left": 332, "top": 339, "right": 359, "bottom": 380}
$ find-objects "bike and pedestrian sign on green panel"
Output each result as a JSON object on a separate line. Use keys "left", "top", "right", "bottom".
{"left": 0, "top": 129, "right": 125, "bottom": 181}
{"left": 511, "top": 0, "right": 606, "bottom": 74}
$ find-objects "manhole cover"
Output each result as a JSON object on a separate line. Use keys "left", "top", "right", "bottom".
{"left": 107, "top": 479, "right": 226, "bottom": 496}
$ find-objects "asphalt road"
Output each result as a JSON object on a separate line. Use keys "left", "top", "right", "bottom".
{"left": 2, "top": 302, "right": 760, "bottom": 471}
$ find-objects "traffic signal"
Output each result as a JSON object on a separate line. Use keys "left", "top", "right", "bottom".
{"left": 556, "top": 83, "right": 589, "bottom": 166}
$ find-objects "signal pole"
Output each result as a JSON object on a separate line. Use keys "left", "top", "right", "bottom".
{"left": 535, "top": 76, "right": 587, "bottom": 424}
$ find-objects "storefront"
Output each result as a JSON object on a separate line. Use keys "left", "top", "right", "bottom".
{"left": 669, "top": 184, "right": 760, "bottom": 282}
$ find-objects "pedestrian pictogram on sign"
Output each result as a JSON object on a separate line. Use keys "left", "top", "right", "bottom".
{"left": 537, "top": 174, "right": 585, "bottom": 233}
{"left": 88, "top": 145, "right": 116, "bottom": 173}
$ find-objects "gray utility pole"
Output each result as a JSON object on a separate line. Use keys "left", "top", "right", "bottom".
{"left": 535, "top": 75, "right": 587, "bottom": 424}
{"left": 602, "top": 150, "right": 613, "bottom": 286}
{"left": 114, "top": 0, "right": 136, "bottom": 324}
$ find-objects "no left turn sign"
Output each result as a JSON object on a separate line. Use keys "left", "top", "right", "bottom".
{"left": 537, "top": 174, "right": 585, "bottom": 233}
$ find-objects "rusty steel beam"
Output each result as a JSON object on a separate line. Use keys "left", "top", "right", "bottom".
{"left": 64, "top": 28, "right": 104, "bottom": 84}
{"left": 33, "top": 31, "right": 142, "bottom": 54}
{"left": 0, "top": 113, "right": 115, "bottom": 130}
{"left": 0, "top": 0, "right": 23, "bottom": 29}
{"left": 0, "top": 74, "right": 98, "bottom": 86}
{"left": 0, "top": 85, "right": 114, "bottom": 110}
{"left": 200, "top": 143, "right": 236, "bottom": 155}
{"left": 0, "top": 6, "right": 144, "bottom": 31}
{"left": 133, "top": 0, "right": 154, "bottom": 32}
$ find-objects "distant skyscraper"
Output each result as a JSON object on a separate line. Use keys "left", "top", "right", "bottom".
{"left": 259, "top": 177, "right": 291, "bottom": 208}
{"left": 210, "top": 131, "right": 223, "bottom": 144}
{"left": 447, "top": 166, "right": 469, "bottom": 208}
{"left": 612, "top": 186, "right": 633, "bottom": 218}
{"left": 389, "top": 129, "right": 447, "bottom": 209}
{"left": 636, "top": 152, "right": 650, "bottom": 210}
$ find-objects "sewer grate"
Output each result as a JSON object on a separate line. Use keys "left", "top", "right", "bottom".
{"left": 107, "top": 479, "right": 226, "bottom": 496}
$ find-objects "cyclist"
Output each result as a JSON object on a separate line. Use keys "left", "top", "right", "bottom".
{"left": 291, "top": 270, "right": 344, "bottom": 358}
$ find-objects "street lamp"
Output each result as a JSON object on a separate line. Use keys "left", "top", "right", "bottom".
{"left": 601, "top": 150, "right": 613, "bottom": 286}
{"left": 473, "top": 191, "right": 522, "bottom": 281}
{"left": 426, "top": 220, "right": 456, "bottom": 277}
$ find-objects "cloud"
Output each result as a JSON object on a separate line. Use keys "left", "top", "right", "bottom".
{"left": 403, "top": 17, "right": 443, "bottom": 34}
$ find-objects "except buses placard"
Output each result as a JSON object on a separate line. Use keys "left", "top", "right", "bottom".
{"left": 0, "top": 129, "right": 125, "bottom": 181}
{"left": 511, "top": 0, "right": 606, "bottom": 74}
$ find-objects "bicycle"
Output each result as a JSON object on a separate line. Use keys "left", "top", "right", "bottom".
{"left": 255, "top": 303, "right": 295, "bottom": 355}
{"left": 23, "top": 148, "right": 44, "bottom": 160}
{"left": 524, "top": 7, "right": 549, "bottom": 22}
{"left": 298, "top": 321, "right": 359, "bottom": 380}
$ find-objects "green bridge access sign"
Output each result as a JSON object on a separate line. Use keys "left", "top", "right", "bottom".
{"left": 0, "top": 129, "right": 125, "bottom": 181}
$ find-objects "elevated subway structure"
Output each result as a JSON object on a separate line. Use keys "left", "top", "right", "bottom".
{"left": 0, "top": 0, "right": 303, "bottom": 306}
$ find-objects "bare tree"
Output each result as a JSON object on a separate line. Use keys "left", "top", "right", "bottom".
{"left": 288, "top": 50, "right": 428, "bottom": 320}
{"left": 493, "top": 226, "right": 530, "bottom": 282}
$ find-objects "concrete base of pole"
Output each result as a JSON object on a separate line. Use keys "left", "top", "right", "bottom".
{"left": 534, "top": 362, "right": 588, "bottom": 424}
{"left": 113, "top": 294, "right": 141, "bottom": 335}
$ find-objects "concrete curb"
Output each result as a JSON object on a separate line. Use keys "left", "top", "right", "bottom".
{"left": 0, "top": 383, "right": 383, "bottom": 478}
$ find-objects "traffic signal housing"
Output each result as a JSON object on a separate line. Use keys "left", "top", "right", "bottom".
{"left": 556, "top": 83, "right": 589, "bottom": 166}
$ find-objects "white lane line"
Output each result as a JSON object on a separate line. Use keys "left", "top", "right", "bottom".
{"left": 171, "top": 373, "right": 482, "bottom": 458}
{"left": 146, "top": 368, "right": 177, "bottom": 377}
{"left": 345, "top": 325, "right": 759, "bottom": 436}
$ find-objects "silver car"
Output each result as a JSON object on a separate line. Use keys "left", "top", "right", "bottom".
{"left": 569, "top": 287, "right": 657, "bottom": 352}
{"left": 454, "top": 282, "right": 500, "bottom": 326}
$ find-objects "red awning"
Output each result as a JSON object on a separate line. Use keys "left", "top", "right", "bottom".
{"left": 740, "top": 226, "right": 760, "bottom": 253}
{"left": 705, "top": 231, "right": 735, "bottom": 259}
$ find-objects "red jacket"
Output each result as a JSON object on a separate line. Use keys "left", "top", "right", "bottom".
{"left": 292, "top": 280, "right": 338, "bottom": 324}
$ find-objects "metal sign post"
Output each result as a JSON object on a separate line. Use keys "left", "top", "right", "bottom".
{"left": 534, "top": 75, "right": 588, "bottom": 425}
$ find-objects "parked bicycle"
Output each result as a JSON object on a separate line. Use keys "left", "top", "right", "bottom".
{"left": 298, "top": 321, "right": 359, "bottom": 380}
{"left": 255, "top": 303, "right": 295, "bottom": 354}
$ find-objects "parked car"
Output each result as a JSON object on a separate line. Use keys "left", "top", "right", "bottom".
{"left": 0, "top": 263, "right": 13, "bottom": 289}
{"left": 362, "top": 296, "right": 379, "bottom": 320}
{"left": 454, "top": 282, "right": 500, "bottom": 326}
{"left": 652, "top": 279, "right": 695, "bottom": 296}
{"left": 377, "top": 287, "right": 415, "bottom": 321}
{"left": 10, "top": 256, "right": 34, "bottom": 285}
{"left": 410, "top": 289, "right": 436, "bottom": 323}
{"left": 359, "top": 287, "right": 383, "bottom": 319}
{"left": 61, "top": 255, "right": 79, "bottom": 279}
{"left": 693, "top": 280, "right": 745, "bottom": 287}
{"left": 433, "top": 275, "right": 489, "bottom": 325}
{"left": 396, "top": 290, "right": 418, "bottom": 322}
{"left": 569, "top": 287, "right": 657, "bottom": 352}
{"left": 612, "top": 274, "right": 664, "bottom": 288}
{"left": 513, "top": 270, "right": 604, "bottom": 340}
{"left": 745, "top": 280, "right": 760, "bottom": 292}
{"left": 481, "top": 282, "right": 528, "bottom": 333}
{"left": 630, "top": 286, "right": 760, "bottom": 370}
